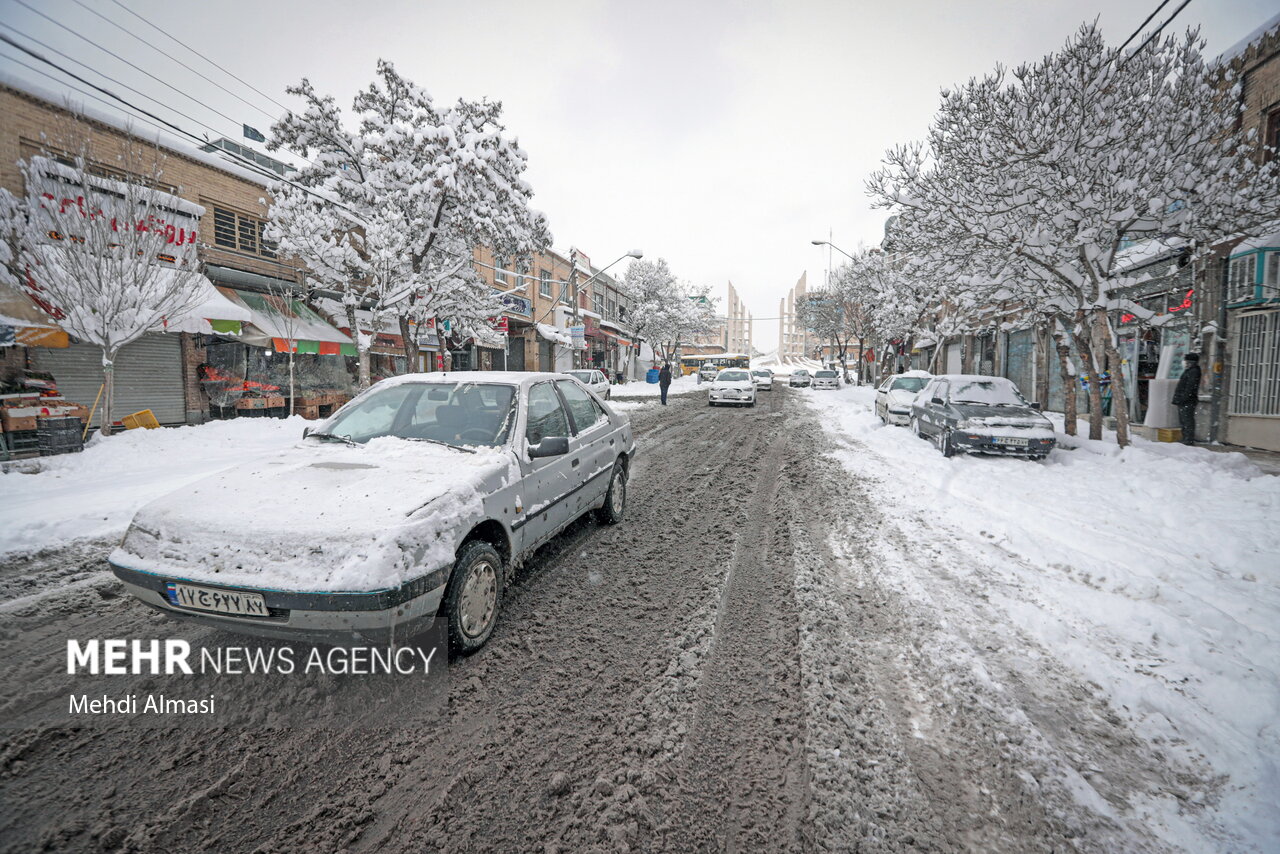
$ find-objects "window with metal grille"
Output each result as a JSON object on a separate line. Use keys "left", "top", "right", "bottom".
{"left": 539, "top": 269, "right": 551, "bottom": 298}
{"left": 211, "top": 206, "right": 275, "bottom": 258}
{"left": 1228, "top": 255, "right": 1255, "bottom": 303}
{"left": 1230, "top": 311, "right": 1280, "bottom": 416}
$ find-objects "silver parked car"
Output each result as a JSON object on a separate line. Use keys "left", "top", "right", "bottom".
{"left": 788, "top": 369, "right": 812, "bottom": 388}
{"left": 565, "top": 368, "right": 611, "bottom": 399}
{"left": 910, "top": 374, "right": 1055, "bottom": 459}
{"left": 812, "top": 369, "right": 840, "bottom": 390}
{"left": 110, "top": 372, "right": 636, "bottom": 653}
{"left": 875, "top": 371, "right": 932, "bottom": 425}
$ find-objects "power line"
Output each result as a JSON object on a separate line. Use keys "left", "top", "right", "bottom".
{"left": 12, "top": 0, "right": 254, "bottom": 137}
{"left": 68, "top": 0, "right": 280, "bottom": 124}
{"left": 1118, "top": 0, "right": 1173, "bottom": 53}
{"left": 1119, "top": 0, "right": 1194, "bottom": 69}
{"left": 107, "top": 0, "right": 291, "bottom": 114}
{"left": 0, "top": 32, "right": 358, "bottom": 220}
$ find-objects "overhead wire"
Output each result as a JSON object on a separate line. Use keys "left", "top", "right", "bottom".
{"left": 1118, "top": 0, "right": 1194, "bottom": 69}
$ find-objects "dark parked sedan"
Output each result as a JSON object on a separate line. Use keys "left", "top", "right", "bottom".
{"left": 910, "top": 375, "right": 1055, "bottom": 459}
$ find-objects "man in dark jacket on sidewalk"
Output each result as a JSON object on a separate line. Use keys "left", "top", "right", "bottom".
{"left": 1172, "top": 353, "right": 1202, "bottom": 445}
{"left": 658, "top": 363, "right": 673, "bottom": 405}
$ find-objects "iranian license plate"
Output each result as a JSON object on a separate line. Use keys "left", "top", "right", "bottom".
{"left": 167, "top": 582, "right": 268, "bottom": 617}
{"left": 993, "top": 436, "right": 1029, "bottom": 447}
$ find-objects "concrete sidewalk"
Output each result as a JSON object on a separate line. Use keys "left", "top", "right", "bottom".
{"left": 1201, "top": 442, "right": 1280, "bottom": 476}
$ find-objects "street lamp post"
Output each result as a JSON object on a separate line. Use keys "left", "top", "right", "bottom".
{"left": 811, "top": 238, "right": 861, "bottom": 384}
{"left": 571, "top": 249, "right": 643, "bottom": 369}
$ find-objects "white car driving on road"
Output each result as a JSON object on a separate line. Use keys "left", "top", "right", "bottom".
{"left": 708, "top": 368, "right": 756, "bottom": 407}
{"left": 751, "top": 369, "right": 774, "bottom": 390}
{"left": 875, "top": 370, "right": 933, "bottom": 425}
{"left": 565, "top": 369, "right": 611, "bottom": 399}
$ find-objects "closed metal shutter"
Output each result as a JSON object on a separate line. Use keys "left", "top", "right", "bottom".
{"left": 1004, "top": 329, "right": 1035, "bottom": 400}
{"left": 34, "top": 334, "right": 186, "bottom": 425}
{"left": 506, "top": 334, "right": 525, "bottom": 371}
{"left": 945, "top": 343, "right": 962, "bottom": 374}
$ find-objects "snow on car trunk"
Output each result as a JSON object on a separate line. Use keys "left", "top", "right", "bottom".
{"left": 111, "top": 438, "right": 514, "bottom": 593}
{"left": 802, "top": 384, "right": 1280, "bottom": 850}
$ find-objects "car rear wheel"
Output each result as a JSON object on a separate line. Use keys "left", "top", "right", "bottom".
{"left": 445, "top": 541, "right": 502, "bottom": 654}
{"left": 596, "top": 460, "right": 627, "bottom": 525}
{"left": 911, "top": 416, "right": 922, "bottom": 438}
{"left": 605, "top": 389, "right": 611, "bottom": 400}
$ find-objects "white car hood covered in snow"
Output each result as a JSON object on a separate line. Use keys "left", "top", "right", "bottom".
{"left": 111, "top": 438, "right": 516, "bottom": 593}
{"left": 711, "top": 380, "right": 754, "bottom": 391}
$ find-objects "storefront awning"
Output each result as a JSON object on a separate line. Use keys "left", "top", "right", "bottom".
{"left": 0, "top": 281, "right": 68, "bottom": 347}
{"left": 218, "top": 287, "right": 356, "bottom": 356}
{"left": 601, "top": 328, "right": 633, "bottom": 347}
{"left": 163, "top": 273, "right": 253, "bottom": 334}
{"left": 536, "top": 322, "right": 572, "bottom": 346}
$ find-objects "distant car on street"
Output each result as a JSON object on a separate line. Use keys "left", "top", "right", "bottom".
{"left": 565, "top": 368, "right": 611, "bottom": 399}
{"left": 875, "top": 371, "right": 933, "bottom": 425}
{"left": 708, "top": 368, "right": 756, "bottom": 407}
{"left": 109, "top": 372, "right": 636, "bottom": 652}
{"left": 698, "top": 362, "right": 721, "bottom": 382}
{"left": 910, "top": 374, "right": 1055, "bottom": 459}
{"left": 789, "top": 369, "right": 812, "bottom": 388}
{"left": 751, "top": 369, "right": 774, "bottom": 390}
{"left": 812, "top": 370, "right": 840, "bottom": 390}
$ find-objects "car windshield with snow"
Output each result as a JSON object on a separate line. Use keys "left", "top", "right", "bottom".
{"left": 910, "top": 374, "right": 1055, "bottom": 459}
{"left": 789, "top": 369, "right": 812, "bottom": 387}
{"left": 812, "top": 370, "right": 839, "bottom": 389}
{"left": 108, "top": 372, "right": 636, "bottom": 652}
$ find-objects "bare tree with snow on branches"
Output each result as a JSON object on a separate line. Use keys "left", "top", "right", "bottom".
{"left": 266, "top": 61, "right": 550, "bottom": 387}
{"left": 869, "top": 23, "right": 1280, "bottom": 445}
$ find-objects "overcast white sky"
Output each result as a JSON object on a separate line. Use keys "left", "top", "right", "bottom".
{"left": 1, "top": 0, "right": 1275, "bottom": 349}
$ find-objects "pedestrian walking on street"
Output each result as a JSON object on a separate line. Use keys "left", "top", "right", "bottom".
{"left": 659, "top": 362, "right": 672, "bottom": 405}
{"left": 1172, "top": 353, "right": 1202, "bottom": 445}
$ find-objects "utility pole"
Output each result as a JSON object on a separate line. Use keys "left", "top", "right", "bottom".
{"left": 569, "top": 258, "right": 580, "bottom": 369}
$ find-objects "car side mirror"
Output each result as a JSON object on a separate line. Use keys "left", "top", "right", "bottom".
{"left": 302, "top": 427, "right": 311, "bottom": 439}
{"left": 931, "top": 397, "right": 945, "bottom": 405}
{"left": 1030, "top": 402, "right": 1042, "bottom": 411}
{"left": 528, "top": 436, "right": 569, "bottom": 458}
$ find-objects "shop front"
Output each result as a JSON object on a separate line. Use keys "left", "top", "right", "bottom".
{"left": 1114, "top": 282, "right": 1196, "bottom": 425}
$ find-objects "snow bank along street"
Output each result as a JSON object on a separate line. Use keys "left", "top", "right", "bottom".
{"left": 2, "top": 386, "right": 1277, "bottom": 852}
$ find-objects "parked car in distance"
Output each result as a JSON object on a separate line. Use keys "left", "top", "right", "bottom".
{"left": 708, "top": 368, "right": 757, "bottom": 407}
{"left": 789, "top": 369, "right": 812, "bottom": 388}
{"left": 565, "top": 368, "right": 611, "bottom": 399}
{"left": 910, "top": 374, "right": 1055, "bottom": 459}
{"left": 698, "top": 362, "right": 721, "bottom": 382}
{"left": 109, "top": 372, "right": 636, "bottom": 653}
{"left": 751, "top": 369, "right": 774, "bottom": 390}
{"left": 875, "top": 370, "right": 933, "bottom": 425}
{"left": 812, "top": 370, "right": 840, "bottom": 390}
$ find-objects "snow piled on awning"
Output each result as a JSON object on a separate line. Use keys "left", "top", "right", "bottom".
{"left": 162, "top": 272, "right": 252, "bottom": 334}
{"left": 536, "top": 323, "right": 572, "bottom": 346}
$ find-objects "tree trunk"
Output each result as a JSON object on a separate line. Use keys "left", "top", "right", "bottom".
{"left": 346, "top": 304, "right": 371, "bottom": 390}
{"left": 1096, "top": 308, "right": 1130, "bottom": 448}
{"left": 288, "top": 348, "right": 295, "bottom": 417}
{"left": 1074, "top": 331, "right": 1104, "bottom": 440}
{"left": 1051, "top": 330, "right": 1078, "bottom": 437}
{"left": 100, "top": 351, "right": 116, "bottom": 437}
{"left": 398, "top": 315, "right": 420, "bottom": 373}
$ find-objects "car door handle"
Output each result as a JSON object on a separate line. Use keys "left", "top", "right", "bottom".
{"left": 571, "top": 458, "right": 580, "bottom": 467}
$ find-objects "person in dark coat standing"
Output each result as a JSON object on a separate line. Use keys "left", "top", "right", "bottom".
{"left": 658, "top": 363, "right": 673, "bottom": 405}
{"left": 1172, "top": 353, "right": 1202, "bottom": 445}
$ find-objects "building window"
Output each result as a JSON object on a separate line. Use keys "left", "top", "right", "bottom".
{"left": 1266, "top": 252, "right": 1279, "bottom": 290}
{"left": 592, "top": 291, "right": 604, "bottom": 315}
{"left": 1231, "top": 311, "right": 1280, "bottom": 416}
{"left": 1228, "top": 255, "right": 1255, "bottom": 304}
{"left": 212, "top": 206, "right": 275, "bottom": 258}
{"left": 539, "top": 269, "right": 552, "bottom": 298}
{"left": 1265, "top": 107, "right": 1279, "bottom": 164}
{"left": 493, "top": 254, "right": 508, "bottom": 287}
{"left": 561, "top": 280, "right": 572, "bottom": 304}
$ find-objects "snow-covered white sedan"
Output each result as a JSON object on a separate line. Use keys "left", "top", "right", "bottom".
{"left": 751, "top": 369, "right": 774, "bottom": 390}
{"left": 812, "top": 370, "right": 840, "bottom": 390}
{"left": 875, "top": 370, "right": 932, "bottom": 426}
{"left": 565, "top": 368, "right": 611, "bottom": 399}
{"left": 110, "top": 373, "right": 636, "bottom": 653}
{"left": 708, "top": 368, "right": 756, "bottom": 407}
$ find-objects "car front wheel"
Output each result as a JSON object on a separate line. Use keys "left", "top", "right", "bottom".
{"left": 939, "top": 428, "right": 957, "bottom": 458}
{"left": 596, "top": 460, "right": 627, "bottom": 525}
{"left": 444, "top": 541, "right": 502, "bottom": 654}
